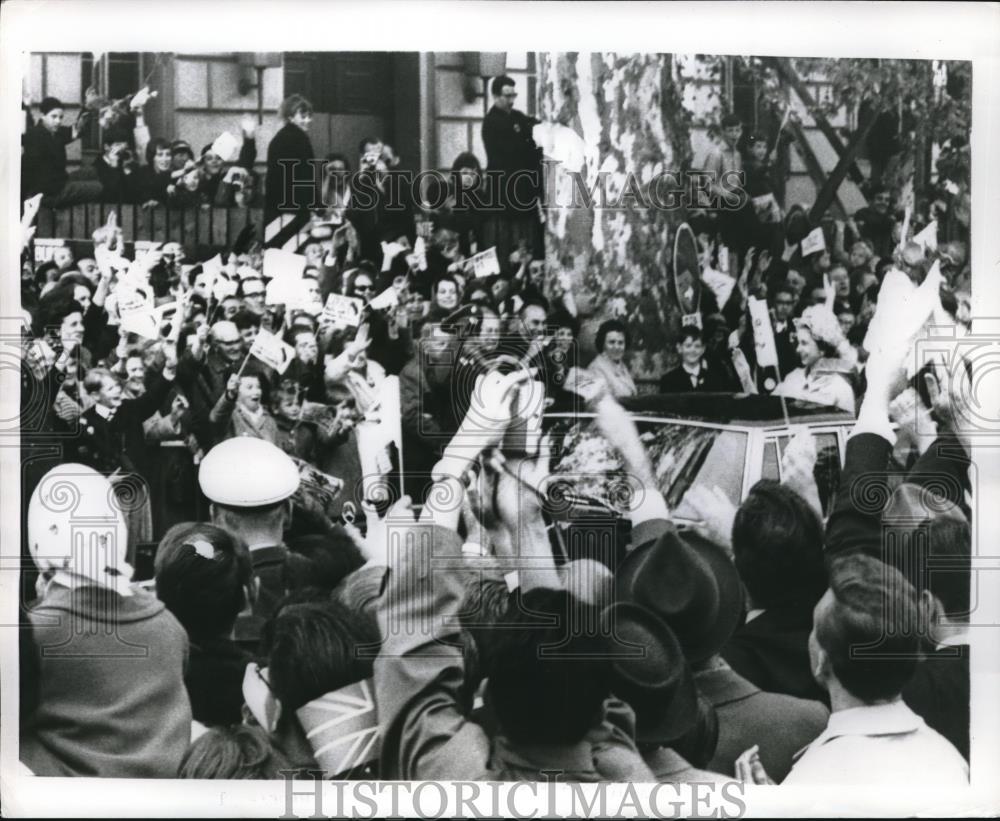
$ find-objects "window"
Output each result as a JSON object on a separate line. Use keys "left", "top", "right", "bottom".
{"left": 283, "top": 52, "right": 393, "bottom": 117}
{"left": 775, "top": 430, "right": 843, "bottom": 516}
{"left": 79, "top": 52, "right": 141, "bottom": 152}
{"left": 548, "top": 418, "right": 747, "bottom": 522}
{"left": 106, "top": 53, "right": 141, "bottom": 99}
{"left": 762, "top": 440, "right": 780, "bottom": 481}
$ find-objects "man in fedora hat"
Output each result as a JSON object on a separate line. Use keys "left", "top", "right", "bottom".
{"left": 616, "top": 522, "right": 829, "bottom": 781}
{"left": 601, "top": 601, "right": 731, "bottom": 784}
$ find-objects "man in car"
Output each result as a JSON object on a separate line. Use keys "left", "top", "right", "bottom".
{"left": 659, "top": 325, "right": 736, "bottom": 393}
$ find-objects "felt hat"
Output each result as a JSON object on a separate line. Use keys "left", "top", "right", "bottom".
{"left": 602, "top": 602, "right": 699, "bottom": 744}
{"left": 615, "top": 527, "right": 745, "bottom": 663}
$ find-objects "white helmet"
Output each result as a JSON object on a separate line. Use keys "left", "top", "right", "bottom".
{"left": 27, "top": 464, "right": 133, "bottom": 594}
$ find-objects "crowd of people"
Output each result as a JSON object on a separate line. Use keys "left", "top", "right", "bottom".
{"left": 16, "top": 79, "right": 973, "bottom": 788}
{"left": 22, "top": 87, "right": 258, "bottom": 209}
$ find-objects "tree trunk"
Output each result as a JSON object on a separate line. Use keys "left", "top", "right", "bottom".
{"left": 537, "top": 52, "right": 692, "bottom": 384}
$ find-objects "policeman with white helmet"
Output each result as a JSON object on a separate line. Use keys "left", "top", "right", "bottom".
{"left": 198, "top": 436, "right": 300, "bottom": 643}
{"left": 27, "top": 462, "right": 134, "bottom": 598}
{"left": 23, "top": 463, "right": 193, "bottom": 777}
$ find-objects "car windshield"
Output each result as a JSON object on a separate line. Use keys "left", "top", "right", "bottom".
{"left": 547, "top": 417, "right": 748, "bottom": 520}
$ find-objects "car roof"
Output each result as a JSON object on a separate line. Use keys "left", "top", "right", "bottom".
{"left": 546, "top": 392, "right": 854, "bottom": 427}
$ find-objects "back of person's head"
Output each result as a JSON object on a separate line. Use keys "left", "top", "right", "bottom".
{"left": 34, "top": 261, "right": 60, "bottom": 289}
{"left": 815, "top": 554, "right": 921, "bottom": 703}
{"left": 262, "top": 599, "right": 379, "bottom": 713}
{"left": 733, "top": 480, "right": 827, "bottom": 610}
{"left": 178, "top": 724, "right": 292, "bottom": 779}
{"left": 547, "top": 308, "right": 580, "bottom": 337}
{"left": 325, "top": 151, "right": 351, "bottom": 171}
{"left": 232, "top": 308, "right": 261, "bottom": 331}
{"left": 101, "top": 124, "right": 133, "bottom": 151}
{"left": 154, "top": 522, "right": 252, "bottom": 640}
{"left": 483, "top": 587, "right": 611, "bottom": 746}
{"left": 55, "top": 272, "right": 92, "bottom": 292}
{"left": 211, "top": 499, "right": 288, "bottom": 538}
{"left": 284, "top": 530, "right": 366, "bottom": 595}
{"left": 459, "top": 576, "right": 514, "bottom": 647}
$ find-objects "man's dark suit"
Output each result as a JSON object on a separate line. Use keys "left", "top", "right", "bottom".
{"left": 481, "top": 104, "right": 544, "bottom": 260}
{"left": 696, "top": 663, "right": 828, "bottom": 782}
{"left": 74, "top": 372, "right": 174, "bottom": 476}
{"left": 22, "top": 123, "right": 74, "bottom": 198}
{"left": 772, "top": 320, "right": 798, "bottom": 380}
{"left": 176, "top": 350, "right": 237, "bottom": 450}
{"left": 482, "top": 105, "right": 541, "bottom": 210}
{"left": 902, "top": 644, "right": 969, "bottom": 761}
{"left": 659, "top": 360, "right": 735, "bottom": 393}
{"left": 722, "top": 604, "right": 828, "bottom": 704}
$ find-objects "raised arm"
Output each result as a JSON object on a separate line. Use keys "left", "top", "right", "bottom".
{"left": 825, "top": 266, "right": 942, "bottom": 557}
{"left": 372, "top": 497, "right": 492, "bottom": 780}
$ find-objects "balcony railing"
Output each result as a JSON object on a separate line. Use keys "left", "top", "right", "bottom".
{"left": 34, "top": 203, "right": 265, "bottom": 252}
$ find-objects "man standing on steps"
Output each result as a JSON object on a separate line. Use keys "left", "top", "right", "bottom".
{"left": 481, "top": 75, "right": 543, "bottom": 261}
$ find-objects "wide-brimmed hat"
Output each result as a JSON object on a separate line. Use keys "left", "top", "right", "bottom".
{"left": 601, "top": 602, "right": 698, "bottom": 744}
{"left": 615, "top": 527, "right": 744, "bottom": 663}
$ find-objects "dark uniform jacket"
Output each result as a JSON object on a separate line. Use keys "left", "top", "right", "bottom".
{"left": 482, "top": 106, "right": 541, "bottom": 211}
{"left": 22, "top": 123, "right": 75, "bottom": 198}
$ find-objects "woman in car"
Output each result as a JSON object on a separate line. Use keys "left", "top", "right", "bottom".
{"left": 588, "top": 319, "right": 637, "bottom": 400}
{"left": 773, "top": 305, "right": 857, "bottom": 412}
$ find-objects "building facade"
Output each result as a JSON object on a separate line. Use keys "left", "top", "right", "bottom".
{"left": 27, "top": 50, "right": 862, "bottom": 213}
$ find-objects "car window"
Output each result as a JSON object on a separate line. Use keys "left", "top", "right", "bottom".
{"left": 762, "top": 440, "right": 780, "bottom": 482}
{"left": 548, "top": 418, "right": 747, "bottom": 519}
{"left": 776, "top": 431, "right": 842, "bottom": 516}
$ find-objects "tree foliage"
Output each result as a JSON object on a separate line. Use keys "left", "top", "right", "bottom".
{"left": 684, "top": 55, "right": 971, "bottom": 187}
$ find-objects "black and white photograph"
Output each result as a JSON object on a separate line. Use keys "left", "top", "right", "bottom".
{"left": 2, "top": 1, "right": 999, "bottom": 817}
